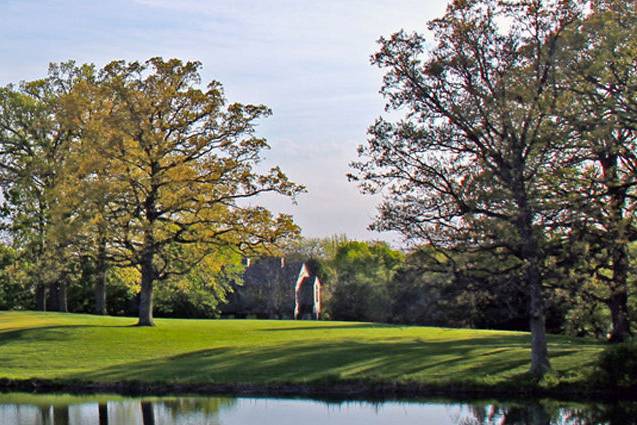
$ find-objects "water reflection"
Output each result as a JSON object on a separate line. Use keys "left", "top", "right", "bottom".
{"left": 0, "top": 393, "right": 634, "bottom": 425}
{"left": 0, "top": 396, "right": 234, "bottom": 425}
{"left": 459, "top": 402, "right": 637, "bottom": 425}
{"left": 459, "top": 403, "right": 552, "bottom": 425}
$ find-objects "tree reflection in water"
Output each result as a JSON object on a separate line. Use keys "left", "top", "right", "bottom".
{"left": 39, "top": 406, "right": 51, "bottom": 425}
{"left": 160, "top": 397, "right": 234, "bottom": 422}
{"left": 53, "top": 406, "right": 70, "bottom": 425}
{"left": 561, "top": 402, "right": 637, "bottom": 425}
{"left": 98, "top": 403, "right": 108, "bottom": 425}
{"left": 0, "top": 395, "right": 634, "bottom": 425}
{"left": 141, "top": 401, "right": 155, "bottom": 425}
{"left": 459, "top": 401, "right": 637, "bottom": 425}
{"left": 0, "top": 397, "right": 233, "bottom": 425}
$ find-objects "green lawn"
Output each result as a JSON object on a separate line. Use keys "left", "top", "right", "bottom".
{"left": 0, "top": 311, "right": 602, "bottom": 391}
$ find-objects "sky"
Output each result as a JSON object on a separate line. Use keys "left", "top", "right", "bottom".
{"left": 0, "top": 0, "right": 449, "bottom": 244}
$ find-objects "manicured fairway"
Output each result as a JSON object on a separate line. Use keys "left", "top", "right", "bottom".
{"left": 0, "top": 311, "right": 601, "bottom": 389}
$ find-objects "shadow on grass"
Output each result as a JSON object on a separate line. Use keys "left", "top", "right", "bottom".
{"left": 68, "top": 334, "right": 599, "bottom": 386}
{"left": 259, "top": 324, "right": 392, "bottom": 332}
{"left": 0, "top": 325, "right": 137, "bottom": 345}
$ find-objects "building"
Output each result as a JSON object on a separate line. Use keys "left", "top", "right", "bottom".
{"left": 220, "top": 257, "right": 321, "bottom": 320}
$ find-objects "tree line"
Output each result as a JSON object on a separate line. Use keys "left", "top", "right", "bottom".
{"left": 350, "top": 0, "right": 637, "bottom": 378}
{"left": 0, "top": 58, "right": 302, "bottom": 326}
{"left": 284, "top": 236, "right": 633, "bottom": 337}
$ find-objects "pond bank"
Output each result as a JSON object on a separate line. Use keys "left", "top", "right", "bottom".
{"left": 0, "top": 378, "right": 632, "bottom": 403}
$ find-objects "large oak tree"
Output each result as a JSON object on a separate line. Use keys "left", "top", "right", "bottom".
{"left": 76, "top": 58, "right": 303, "bottom": 326}
{"left": 351, "top": 0, "right": 585, "bottom": 377}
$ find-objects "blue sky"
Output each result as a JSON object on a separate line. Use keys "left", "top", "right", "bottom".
{"left": 0, "top": 0, "right": 449, "bottom": 243}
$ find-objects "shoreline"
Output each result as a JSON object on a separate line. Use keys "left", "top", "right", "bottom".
{"left": 0, "top": 378, "right": 632, "bottom": 403}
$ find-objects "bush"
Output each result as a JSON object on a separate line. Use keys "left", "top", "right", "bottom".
{"left": 595, "top": 342, "right": 637, "bottom": 389}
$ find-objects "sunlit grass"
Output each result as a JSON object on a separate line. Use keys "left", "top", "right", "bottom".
{"left": 0, "top": 311, "right": 602, "bottom": 389}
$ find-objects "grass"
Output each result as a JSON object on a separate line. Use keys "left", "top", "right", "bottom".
{"left": 0, "top": 311, "right": 603, "bottom": 395}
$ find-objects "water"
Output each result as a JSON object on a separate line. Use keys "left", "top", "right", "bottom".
{"left": 0, "top": 393, "right": 634, "bottom": 425}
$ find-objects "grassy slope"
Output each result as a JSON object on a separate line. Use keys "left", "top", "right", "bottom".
{"left": 0, "top": 311, "right": 602, "bottom": 391}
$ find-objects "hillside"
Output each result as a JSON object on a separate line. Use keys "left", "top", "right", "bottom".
{"left": 0, "top": 311, "right": 603, "bottom": 396}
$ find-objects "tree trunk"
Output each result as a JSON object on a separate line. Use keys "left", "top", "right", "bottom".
{"left": 57, "top": 281, "right": 68, "bottom": 313}
{"left": 138, "top": 248, "right": 155, "bottom": 326}
{"left": 48, "top": 281, "right": 68, "bottom": 312}
{"left": 138, "top": 171, "right": 159, "bottom": 327}
{"left": 35, "top": 201, "right": 48, "bottom": 313}
{"left": 48, "top": 282, "right": 60, "bottom": 311}
{"left": 605, "top": 157, "right": 632, "bottom": 343}
{"left": 607, "top": 231, "right": 630, "bottom": 342}
{"left": 608, "top": 289, "right": 631, "bottom": 343}
{"left": 94, "top": 237, "right": 108, "bottom": 315}
{"left": 35, "top": 284, "right": 47, "bottom": 311}
{"left": 528, "top": 265, "right": 550, "bottom": 378}
{"left": 515, "top": 185, "right": 550, "bottom": 379}
{"left": 94, "top": 272, "right": 107, "bottom": 315}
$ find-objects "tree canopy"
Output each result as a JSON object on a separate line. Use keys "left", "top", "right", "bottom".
{"left": 0, "top": 58, "right": 303, "bottom": 325}
{"left": 351, "top": 0, "right": 637, "bottom": 376}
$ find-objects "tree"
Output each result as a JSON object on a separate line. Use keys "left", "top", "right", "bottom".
{"left": 389, "top": 246, "right": 569, "bottom": 331}
{"left": 74, "top": 58, "right": 303, "bottom": 326}
{"left": 351, "top": 0, "right": 585, "bottom": 377}
{"left": 0, "top": 63, "right": 87, "bottom": 311}
{"left": 154, "top": 245, "right": 243, "bottom": 318}
{"left": 0, "top": 242, "right": 32, "bottom": 309}
{"left": 53, "top": 66, "right": 132, "bottom": 315}
{"left": 555, "top": 0, "right": 637, "bottom": 342}
{"left": 327, "top": 240, "right": 403, "bottom": 322}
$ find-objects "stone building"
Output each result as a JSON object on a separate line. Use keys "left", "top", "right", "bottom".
{"left": 220, "top": 257, "right": 321, "bottom": 320}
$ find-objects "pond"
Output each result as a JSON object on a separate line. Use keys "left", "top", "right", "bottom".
{"left": 0, "top": 392, "right": 634, "bottom": 425}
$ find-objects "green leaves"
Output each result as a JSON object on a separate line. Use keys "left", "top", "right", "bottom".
{"left": 0, "top": 57, "right": 303, "bottom": 320}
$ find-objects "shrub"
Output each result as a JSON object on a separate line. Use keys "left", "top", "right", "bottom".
{"left": 595, "top": 342, "right": 637, "bottom": 389}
